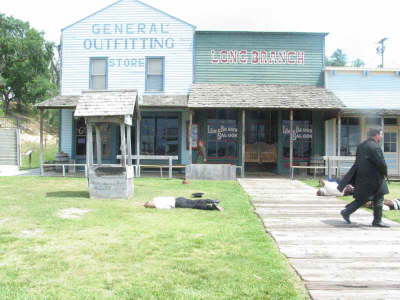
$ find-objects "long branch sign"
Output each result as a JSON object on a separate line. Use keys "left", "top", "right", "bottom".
{"left": 210, "top": 49, "right": 305, "bottom": 65}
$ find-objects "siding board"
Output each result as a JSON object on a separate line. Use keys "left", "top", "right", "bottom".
{"left": 326, "top": 71, "right": 400, "bottom": 109}
{"left": 194, "top": 32, "right": 325, "bottom": 85}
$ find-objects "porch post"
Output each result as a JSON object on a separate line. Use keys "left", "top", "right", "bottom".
{"left": 95, "top": 125, "right": 102, "bottom": 165}
{"left": 337, "top": 112, "right": 341, "bottom": 156}
{"left": 290, "top": 109, "right": 294, "bottom": 179}
{"left": 136, "top": 113, "right": 141, "bottom": 176}
{"left": 120, "top": 122, "right": 126, "bottom": 167}
{"left": 127, "top": 124, "right": 132, "bottom": 166}
{"left": 381, "top": 116, "right": 385, "bottom": 152}
{"left": 188, "top": 109, "right": 193, "bottom": 164}
{"left": 337, "top": 112, "right": 342, "bottom": 177}
{"left": 86, "top": 121, "right": 94, "bottom": 166}
{"left": 39, "top": 108, "right": 44, "bottom": 176}
{"left": 241, "top": 109, "right": 246, "bottom": 178}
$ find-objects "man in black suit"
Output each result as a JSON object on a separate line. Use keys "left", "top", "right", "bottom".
{"left": 338, "top": 128, "right": 390, "bottom": 227}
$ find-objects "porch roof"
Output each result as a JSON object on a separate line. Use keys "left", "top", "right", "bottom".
{"left": 343, "top": 108, "right": 400, "bottom": 116}
{"left": 141, "top": 94, "right": 188, "bottom": 107}
{"left": 188, "top": 83, "right": 345, "bottom": 109}
{"left": 74, "top": 90, "right": 138, "bottom": 117}
{"left": 35, "top": 95, "right": 80, "bottom": 109}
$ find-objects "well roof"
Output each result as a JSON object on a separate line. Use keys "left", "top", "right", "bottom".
{"left": 74, "top": 90, "right": 138, "bottom": 117}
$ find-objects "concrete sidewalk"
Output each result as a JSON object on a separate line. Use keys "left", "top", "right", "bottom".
{"left": 239, "top": 178, "right": 400, "bottom": 300}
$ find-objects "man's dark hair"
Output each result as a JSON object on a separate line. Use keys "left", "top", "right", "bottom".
{"left": 368, "top": 128, "right": 382, "bottom": 138}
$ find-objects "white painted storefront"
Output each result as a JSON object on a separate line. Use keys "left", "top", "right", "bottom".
{"left": 59, "top": 0, "right": 195, "bottom": 163}
{"left": 325, "top": 67, "right": 400, "bottom": 177}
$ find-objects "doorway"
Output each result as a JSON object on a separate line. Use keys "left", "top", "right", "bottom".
{"left": 244, "top": 110, "right": 278, "bottom": 173}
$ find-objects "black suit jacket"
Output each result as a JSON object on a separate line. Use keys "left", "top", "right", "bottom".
{"left": 338, "top": 138, "right": 388, "bottom": 200}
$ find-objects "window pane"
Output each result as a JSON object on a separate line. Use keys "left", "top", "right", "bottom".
{"left": 92, "top": 59, "right": 106, "bottom": 75}
{"left": 92, "top": 75, "right": 106, "bottom": 90}
{"left": 148, "top": 58, "right": 163, "bottom": 74}
{"left": 147, "top": 75, "right": 163, "bottom": 91}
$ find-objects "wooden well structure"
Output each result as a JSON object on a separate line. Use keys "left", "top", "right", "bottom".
{"left": 74, "top": 90, "right": 139, "bottom": 199}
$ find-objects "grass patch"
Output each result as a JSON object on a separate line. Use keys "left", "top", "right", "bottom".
{"left": 0, "top": 177, "right": 308, "bottom": 300}
{"left": 20, "top": 141, "right": 58, "bottom": 170}
{"left": 302, "top": 179, "right": 400, "bottom": 224}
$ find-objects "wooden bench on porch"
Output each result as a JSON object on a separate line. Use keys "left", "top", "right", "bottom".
{"left": 117, "top": 155, "right": 184, "bottom": 178}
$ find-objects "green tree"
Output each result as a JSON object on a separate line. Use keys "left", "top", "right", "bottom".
{"left": 326, "top": 49, "right": 347, "bottom": 66}
{"left": 352, "top": 58, "right": 365, "bottom": 67}
{"left": 0, "top": 14, "right": 57, "bottom": 114}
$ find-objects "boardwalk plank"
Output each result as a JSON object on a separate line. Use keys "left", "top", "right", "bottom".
{"left": 239, "top": 178, "right": 400, "bottom": 300}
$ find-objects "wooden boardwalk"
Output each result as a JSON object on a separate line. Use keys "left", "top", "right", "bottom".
{"left": 239, "top": 178, "right": 400, "bottom": 300}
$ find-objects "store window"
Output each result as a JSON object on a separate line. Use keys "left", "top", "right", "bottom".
{"left": 75, "top": 118, "right": 87, "bottom": 156}
{"left": 384, "top": 118, "right": 398, "bottom": 125}
{"left": 75, "top": 118, "right": 112, "bottom": 158}
{"left": 89, "top": 58, "right": 108, "bottom": 90}
{"left": 384, "top": 132, "right": 397, "bottom": 153}
{"left": 141, "top": 114, "right": 178, "bottom": 155}
{"left": 146, "top": 57, "right": 164, "bottom": 92}
{"left": 282, "top": 120, "right": 312, "bottom": 159}
{"left": 340, "top": 117, "right": 361, "bottom": 156}
{"left": 206, "top": 110, "right": 239, "bottom": 160}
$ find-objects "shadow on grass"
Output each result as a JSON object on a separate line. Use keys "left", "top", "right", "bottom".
{"left": 46, "top": 191, "right": 90, "bottom": 198}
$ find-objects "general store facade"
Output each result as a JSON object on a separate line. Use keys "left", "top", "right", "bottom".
{"left": 38, "top": 0, "right": 347, "bottom": 176}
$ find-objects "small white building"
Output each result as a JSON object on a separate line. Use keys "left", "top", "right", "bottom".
{"left": 325, "top": 67, "right": 400, "bottom": 176}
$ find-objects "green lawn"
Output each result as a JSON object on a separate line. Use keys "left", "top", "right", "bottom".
{"left": 0, "top": 177, "right": 308, "bottom": 300}
{"left": 20, "top": 141, "right": 58, "bottom": 170}
{"left": 302, "top": 179, "right": 400, "bottom": 223}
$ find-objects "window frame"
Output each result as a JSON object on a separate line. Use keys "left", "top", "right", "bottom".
{"left": 89, "top": 57, "right": 108, "bottom": 90}
{"left": 145, "top": 56, "right": 165, "bottom": 92}
{"left": 140, "top": 113, "right": 180, "bottom": 156}
{"left": 340, "top": 117, "right": 361, "bottom": 156}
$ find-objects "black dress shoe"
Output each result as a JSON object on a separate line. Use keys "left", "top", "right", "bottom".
{"left": 341, "top": 209, "right": 351, "bottom": 224}
{"left": 372, "top": 222, "right": 391, "bottom": 228}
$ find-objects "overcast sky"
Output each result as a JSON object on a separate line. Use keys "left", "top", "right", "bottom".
{"left": 2, "top": 0, "right": 399, "bottom": 67}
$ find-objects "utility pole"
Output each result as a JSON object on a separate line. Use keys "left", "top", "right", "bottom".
{"left": 376, "top": 38, "right": 388, "bottom": 68}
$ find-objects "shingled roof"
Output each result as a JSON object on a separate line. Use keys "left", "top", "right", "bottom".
{"left": 35, "top": 95, "right": 80, "bottom": 109}
{"left": 188, "top": 84, "right": 345, "bottom": 109}
{"left": 74, "top": 90, "right": 138, "bottom": 117}
{"left": 142, "top": 95, "right": 188, "bottom": 107}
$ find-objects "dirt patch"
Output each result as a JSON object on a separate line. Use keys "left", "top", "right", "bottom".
{"left": 0, "top": 218, "right": 9, "bottom": 224}
{"left": 57, "top": 208, "right": 92, "bottom": 219}
{"left": 19, "top": 229, "right": 44, "bottom": 238}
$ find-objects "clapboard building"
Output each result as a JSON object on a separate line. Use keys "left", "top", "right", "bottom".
{"left": 325, "top": 67, "right": 400, "bottom": 176}
{"left": 38, "top": 0, "right": 347, "bottom": 176}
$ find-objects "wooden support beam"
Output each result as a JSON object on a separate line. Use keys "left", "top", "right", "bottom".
{"left": 39, "top": 109, "right": 44, "bottom": 176}
{"left": 120, "top": 122, "right": 126, "bottom": 167}
{"left": 95, "top": 125, "right": 102, "bottom": 165}
{"left": 290, "top": 109, "right": 294, "bottom": 179}
{"left": 136, "top": 114, "right": 141, "bottom": 176}
{"left": 127, "top": 125, "right": 132, "bottom": 166}
{"left": 381, "top": 116, "right": 385, "bottom": 152}
{"left": 337, "top": 112, "right": 341, "bottom": 156}
{"left": 188, "top": 110, "right": 193, "bottom": 164}
{"left": 86, "top": 121, "right": 94, "bottom": 166}
{"left": 241, "top": 109, "right": 246, "bottom": 178}
{"left": 337, "top": 112, "right": 342, "bottom": 177}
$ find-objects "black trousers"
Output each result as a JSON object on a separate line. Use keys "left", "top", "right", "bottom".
{"left": 345, "top": 194, "right": 384, "bottom": 217}
{"left": 175, "top": 197, "right": 219, "bottom": 210}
